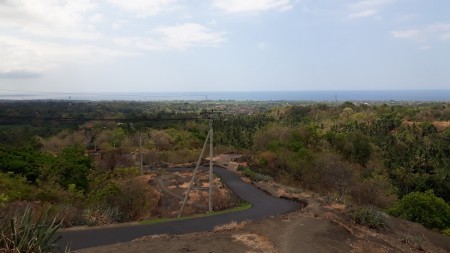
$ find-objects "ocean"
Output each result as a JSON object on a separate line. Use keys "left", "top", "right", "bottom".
{"left": 1, "top": 90, "right": 450, "bottom": 102}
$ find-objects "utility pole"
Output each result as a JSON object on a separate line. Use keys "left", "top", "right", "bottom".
{"left": 208, "top": 118, "right": 214, "bottom": 212}
{"left": 179, "top": 110, "right": 216, "bottom": 217}
{"left": 130, "top": 123, "right": 144, "bottom": 175}
{"left": 139, "top": 132, "right": 143, "bottom": 175}
{"left": 178, "top": 131, "right": 211, "bottom": 217}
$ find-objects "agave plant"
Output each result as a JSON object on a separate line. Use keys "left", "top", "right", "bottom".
{"left": 0, "top": 205, "right": 65, "bottom": 253}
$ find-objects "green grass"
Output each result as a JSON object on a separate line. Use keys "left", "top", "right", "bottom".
{"left": 140, "top": 202, "right": 252, "bottom": 225}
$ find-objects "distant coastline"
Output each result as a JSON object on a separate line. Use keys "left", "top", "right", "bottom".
{"left": 1, "top": 90, "right": 450, "bottom": 102}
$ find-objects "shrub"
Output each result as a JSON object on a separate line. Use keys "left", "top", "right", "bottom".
{"left": 53, "top": 203, "right": 84, "bottom": 227}
{"left": 0, "top": 206, "right": 64, "bottom": 252}
{"left": 165, "top": 149, "right": 198, "bottom": 164}
{"left": 115, "top": 178, "right": 159, "bottom": 221}
{"left": 389, "top": 191, "right": 450, "bottom": 230}
{"left": 401, "top": 236, "right": 425, "bottom": 251}
{"left": 0, "top": 193, "right": 7, "bottom": 207}
{"left": 350, "top": 176, "right": 397, "bottom": 208}
{"left": 237, "top": 166, "right": 273, "bottom": 182}
{"left": 315, "top": 153, "right": 356, "bottom": 201}
{"left": 82, "top": 205, "right": 121, "bottom": 226}
{"left": 442, "top": 228, "right": 450, "bottom": 237}
{"left": 352, "top": 206, "right": 388, "bottom": 229}
{"left": 0, "top": 172, "right": 38, "bottom": 201}
{"left": 213, "top": 220, "right": 249, "bottom": 232}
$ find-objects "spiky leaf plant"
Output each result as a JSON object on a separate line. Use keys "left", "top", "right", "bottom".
{"left": 0, "top": 205, "right": 65, "bottom": 253}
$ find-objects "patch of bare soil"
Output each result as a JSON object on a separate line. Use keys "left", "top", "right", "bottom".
{"left": 213, "top": 154, "right": 247, "bottom": 172}
{"left": 148, "top": 169, "right": 240, "bottom": 218}
{"left": 76, "top": 232, "right": 249, "bottom": 253}
{"left": 253, "top": 181, "right": 450, "bottom": 253}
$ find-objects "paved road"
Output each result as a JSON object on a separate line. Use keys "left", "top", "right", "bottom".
{"left": 57, "top": 167, "right": 300, "bottom": 250}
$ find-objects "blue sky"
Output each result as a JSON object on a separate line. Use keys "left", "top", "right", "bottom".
{"left": 0, "top": 0, "right": 449, "bottom": 92}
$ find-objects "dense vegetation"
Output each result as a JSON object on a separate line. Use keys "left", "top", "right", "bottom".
{"left": 0, "top": 100, "right": 449, "bottom": 235}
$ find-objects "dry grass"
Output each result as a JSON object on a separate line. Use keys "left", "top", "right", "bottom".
{"left": 213, "top": 220, "right": 249, "bottom": 232}
{"left": 327, "top": 203, "right": 347, "bottom": 211}
{"left": 232, "top": 233, "right": 278, "bottom": 253}
{"left": 403, "top": 121, "right": 450, "bottom": 131}
{"left": 433, "top": 121, "right": 450, "bottom": 131}
{"left": 133, "top": 234, "right": 170, "bottom": 242}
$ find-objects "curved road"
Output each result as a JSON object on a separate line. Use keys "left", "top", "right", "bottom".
{"left": 57, "top": 167, "right": 300, "bottom": 250}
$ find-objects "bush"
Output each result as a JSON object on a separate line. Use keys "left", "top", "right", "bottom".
{"left": 115, "top": 178, "right": 159, "bottom": 221}
{"left": 0, "top": 206, "right": 64, "bottom": 252}
{"left": 0, "top": 172, "right": 38, "bottom": 201}
{"left": 86, "top": 168, "right": 159, "bottom": 223}
{"left": 237, "top": 166, "right": 273, "bottom": 182}
{"left": 442, "top": 228, "right": 450, "bottom": 237}
{"left": 0, "top": 193, "right": 7, "bottom": 207}
{"left": 315, "top": 153, "right": 356, "bottom": 201}
{"left": 389, "top": 191, "right": 450, "bottom": 230}
{"left": 352, "top": 206, "right": 388, "bottom": 229}
{"left": 53, "top": 203, "right": 84, "bottom": 228}
{"left": 82, "top": 205, "right": 121, "bottom": 226}
{"left": 350, "top": 176, "right": 397, "bottom": 208}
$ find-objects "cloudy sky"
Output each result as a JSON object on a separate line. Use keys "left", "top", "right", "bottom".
{"left": 0, "top": 0, "right": 449, "bottom": 92}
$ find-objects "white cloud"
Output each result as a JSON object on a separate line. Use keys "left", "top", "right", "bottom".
{"left": 114, "top": 36, "right": 163, "bottom": 51}
{"left": 350, "top": 0, "right": 393, "bottom": 10}
{"left": 391, "top": 22, "right": 450, "bottom": 46}
{"left": 391, "top": 29, "right": 420, "bottom": 39}
{"left": 0, "top": 1, "right": 227, "bottom": 78}
{"left": 427, "top": 23, "right": 450, "bottom": 33}
{"left": 155, "top": 23, "right": 226, "bottom": 49}
{"left": 348, "top": 0, "right": 393, "bottom": 20}
{"left": 441, "top": 33, "right": 450, "bottom": 41}
{"left": 395, "top": 13, "right": 418, "bottom": 22}
{"left": 348, "top": 9, "right": 377, "bottom": 19}
{"left": 89, "top": 13, "right": 105, "bottom": 23}
{"left": 115, "top": 23, "right": 226, "bottom": 51}
{"left": 106, "top": 0, "right": 178, "bottom": 17}
{"left": 111, "top": 20, "right": 128, "bottom": 30}
{"left": 214, "top": 0, "right": 292, "bottom": 13}
{"left": 257, "top": 42, "right": 268, "bottom": 49}
{"left": 0, "top": 0, "right": 101, "bottom": 40}
{"left": 0, "top": 36, "right": 125, "bottom": 74}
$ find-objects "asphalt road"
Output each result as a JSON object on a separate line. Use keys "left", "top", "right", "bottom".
{"left": 57, "top": 167, "right": 300, "bottom": 250}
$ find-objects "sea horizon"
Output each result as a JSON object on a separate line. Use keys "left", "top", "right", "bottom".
{"left": 1, "top": 89, "right": 450, "bottom": 102}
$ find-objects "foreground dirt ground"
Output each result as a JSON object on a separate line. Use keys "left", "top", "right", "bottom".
{"left": 75, "top": 202, "right": 450, "bottom": 253}
{"left": 75, "top": 155, "right": 450, "bottom": 253}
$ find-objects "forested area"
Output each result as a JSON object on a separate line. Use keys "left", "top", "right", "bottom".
{"left": 0, "top": 100, "right": 449, "bottom": 235}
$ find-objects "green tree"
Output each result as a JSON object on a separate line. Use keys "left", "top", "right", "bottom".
{"left": 390, "top": 191, "right": 450, "bottom": 230}
{"left": 53, "top": 146, "right": 93, "bottom": 191}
